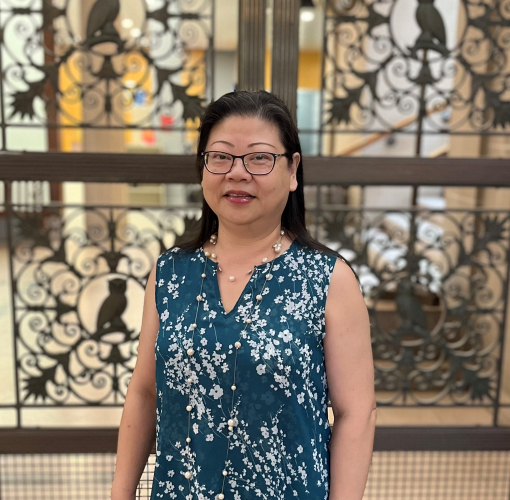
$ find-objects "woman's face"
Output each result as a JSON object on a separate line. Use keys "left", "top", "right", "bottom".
{"left": 201, "top": 115, "right": 299, "bottom": 231}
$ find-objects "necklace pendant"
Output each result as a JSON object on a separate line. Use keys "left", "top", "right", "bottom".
{"left": 229, "top": 276, "right": 236, "bottom": 282}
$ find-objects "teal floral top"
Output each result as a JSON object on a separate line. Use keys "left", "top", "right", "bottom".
{"left": 152, "top": 239, "right": 339, "bottom": 500}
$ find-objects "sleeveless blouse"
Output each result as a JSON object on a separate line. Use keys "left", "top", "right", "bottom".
{"left": 152, "top": 239, "right": 339, "bottom": 500}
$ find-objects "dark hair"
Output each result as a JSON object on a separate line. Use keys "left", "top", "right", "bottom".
{"left": 175, "top": 90, "right": 359, "bottom": 283}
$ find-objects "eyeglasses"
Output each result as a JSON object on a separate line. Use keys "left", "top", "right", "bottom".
{"left": 201, "top": 151, "right": 287, "bottom": 175}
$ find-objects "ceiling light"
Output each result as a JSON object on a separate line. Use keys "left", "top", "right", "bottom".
{"left": 300, "top": 10, "right": 315, "bottom": 22}
{"left": 300, "top": 0, "right": 315, "bottom": 22}
{"left": 121, "top": 18, "right": 134, "bottom": 29}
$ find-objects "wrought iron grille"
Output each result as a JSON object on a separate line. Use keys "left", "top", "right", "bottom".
{"left": 4, "top": 194, "right": 510, "bottom": 423}
{"left": 0, "top": 0, "right": 213, "bottom": 149}
{"left": 7, "top": 204, "right": 202, "bottom": 407}
{"left": 315, "top": 206, "right": 510, "bottom": 412}
{"left": 319, "top": 0, "right": 510, "bottom": 138}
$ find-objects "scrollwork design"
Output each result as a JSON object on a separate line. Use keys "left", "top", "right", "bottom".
{"left": 9, "top": 201, "right": 509, "bottom": 409}
{"left": 323, "top": 0, "right": 510, "bottom": 134}
{"left": 320, "top": 206, "right": 509, "bottom": 405}
{"left": 11, "top": 206, "right": 202, "bottom": 405}
{"left": 1, "top": 0, "right": 212, "bottom": 132}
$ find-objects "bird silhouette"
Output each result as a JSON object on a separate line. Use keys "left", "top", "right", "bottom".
{"left": 92, "top": 278, "right": 133, "bottom": 341}
{"left": 410, "top": 0, "right": 448, "bottom": 57}
{"left": 85, "top": 0, "right": 121, "bottom": 47}
{"left": 395, "top": 281, "right": 429, "bottom": 337}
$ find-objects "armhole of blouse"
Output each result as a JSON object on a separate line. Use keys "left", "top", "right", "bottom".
{"left": 336, "top": 255, "right": 363, "bottom": 294}
{"left": 321, "top": 254, "right": 339, "bottom": 341}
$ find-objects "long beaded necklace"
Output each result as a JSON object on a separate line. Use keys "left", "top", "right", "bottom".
{"left": 182, "top": 229, "right": 286, "bottom": 499}
{"left": 204, "top": 231, "right": 284, "bottom": 281}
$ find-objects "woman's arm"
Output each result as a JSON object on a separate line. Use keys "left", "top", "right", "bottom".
{"left": 111, "top": 262, "right": 160, "bottom": 500}
{"left": 324, "top": 258, "right": 377, "bottom": 500}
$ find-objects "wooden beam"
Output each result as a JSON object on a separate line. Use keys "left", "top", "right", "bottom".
{"left": 1, "top": 153, "right": 510, "bottom": 187}
{"left": 1, "top": 427, "right": 509, "bottom": 454}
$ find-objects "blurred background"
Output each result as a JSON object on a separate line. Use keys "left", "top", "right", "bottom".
{"left": 0, "top": 0, "right": 510, "bottom": 498}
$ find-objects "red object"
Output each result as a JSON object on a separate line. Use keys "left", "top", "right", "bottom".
{"left": 142, "top": 129, "right": 156, "bottom": 144}
{"left": 160, "top": 114, "right": 174, "bottom": 128}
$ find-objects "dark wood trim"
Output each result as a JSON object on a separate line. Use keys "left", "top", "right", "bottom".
{"left": 0, "top": 429, "right": 122, "bottom": 454}
{"left": 0, "top": 153, "right": 200, "bottom": 184}
{"left": 1, "top": 427, "right": 509, "bottom": 454}
{"left": 373, "top": 427, "right": 510, "bottom": 451}
{"left": 304, "top": 156, "right": 510, "bottom": 187}
{"left": 1, "top": 152, "right": 510, "bottom": 187}
{"left": 271, "top": 0, "right": 300, "bottom": 122}
{"left": 237, "top": 0, "right": 266, "bottom": 92}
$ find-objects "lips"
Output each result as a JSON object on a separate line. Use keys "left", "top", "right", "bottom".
{"left": 224, "top": 190, "right": 255, "bottom": 198}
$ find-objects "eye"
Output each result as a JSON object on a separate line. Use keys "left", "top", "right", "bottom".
{"left": 211, "top": 153, "right": 229, "bottom": 160}
{"left": 249, "top": 153, "right": 272, "bottom": 162}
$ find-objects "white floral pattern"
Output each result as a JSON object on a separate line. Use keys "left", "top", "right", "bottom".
{"left": 151, "top": 240, "right": 338, "bottom": 500}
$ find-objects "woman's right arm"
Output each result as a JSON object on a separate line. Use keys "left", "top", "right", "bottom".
{"left": 111, "top": 261, "right": 160, "bottom": 500}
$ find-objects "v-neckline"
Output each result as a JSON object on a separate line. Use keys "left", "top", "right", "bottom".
{"left": 200, "top": 239, "right": 297, "bottom": 317}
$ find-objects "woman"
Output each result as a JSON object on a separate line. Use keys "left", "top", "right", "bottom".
{"left": 111, "top": 91, "right": 376, "bottom": 500}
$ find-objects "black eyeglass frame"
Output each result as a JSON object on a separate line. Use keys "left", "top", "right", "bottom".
{"left": 201, "top": 151, "right": 288, "bottom": 175}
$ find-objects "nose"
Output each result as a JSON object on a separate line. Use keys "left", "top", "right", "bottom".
{"left": 227, "top": 156, "right": 251, "bottom": 180}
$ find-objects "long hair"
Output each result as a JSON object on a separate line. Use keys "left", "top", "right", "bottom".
{"left": 174, "top": 90, "right": 359, "bottom": 283}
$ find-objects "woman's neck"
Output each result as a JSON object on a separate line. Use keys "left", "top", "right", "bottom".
{"left": 205, "top": 225, "right": 289, "bottom": 267}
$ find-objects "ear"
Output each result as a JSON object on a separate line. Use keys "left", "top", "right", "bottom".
{"left": 289, "top": 152, "right": 300, "bottom": 192}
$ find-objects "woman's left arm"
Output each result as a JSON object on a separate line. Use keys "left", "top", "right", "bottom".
{"left": 324, "top": 258, "right": 377, "bottom": 500}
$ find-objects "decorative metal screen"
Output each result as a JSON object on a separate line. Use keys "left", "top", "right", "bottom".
{"left": 8, "top": 205, "right": 202, "bottom": 410}
{"left": 4, "top": 196, "right": 509, "bottom": 425}
{"left": 319, "top": 0, "right": 510, "bottom": 138}
{"left": 313, "top": 205, "right": 510, "bottom": 416}
{"left": 0, "top": 0, "right": 213, "bottom": 150}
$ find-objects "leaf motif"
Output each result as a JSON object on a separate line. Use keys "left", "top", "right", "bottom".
{"left": 154, "top": 66, "right": 183, "bottom": 97}
{"left": 325, "top": 86, "right": 363, "bottom": 126}
{"left": 482, "top": 215, "right": 507, "bottom": 243}
{"left": 170, "top": 83, "right": 206, "bottom": 123}
{"left": 486, "top": 89, "right": 510, "bottom": 129}
{"left": 463, "top": 369, "right": 494, "bottom": 402}
{"left": 9, "top": 79, "right": 46, "bottom": 120}
{"left": 22, "top": 366, "right": 56, "bottom": 402}
{"left": 473, "top": 215, "right": 508, "bottom": 254}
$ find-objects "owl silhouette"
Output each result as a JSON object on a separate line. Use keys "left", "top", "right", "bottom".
{"left": 92, "top": 278, "right": 132, "bottom": 341}
{"left": 84, "top": 0, "right": 121, "bottom": 48}
{"left": 410, "top": 0, "right": 448, "bottom": 57}
{"left": 395, "top": 281, "right": 429, "bottom": 338}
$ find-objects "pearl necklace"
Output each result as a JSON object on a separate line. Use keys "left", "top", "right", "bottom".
{"left": 182, "top": 229, "right": 286, "bottom": 498}
{"left": 203, "top": 230, "right": 285, "bottom": 282}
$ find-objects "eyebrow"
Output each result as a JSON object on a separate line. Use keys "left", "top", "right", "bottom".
{"left": 209, "top": 141, "right": 276, "bottom": 149}
{"left": 248, "top": 142, "right": 276, "bottom": 149}
{"left": 211, "top": 140, "right": 235, "bottom": 147}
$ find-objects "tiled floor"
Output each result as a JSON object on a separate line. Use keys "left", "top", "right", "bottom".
{"left": 1, "top": 451, "right": 509, "bottom": 500}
